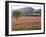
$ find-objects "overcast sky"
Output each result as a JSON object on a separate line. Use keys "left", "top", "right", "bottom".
{"left": 11, "top": 3, "right": 42, "bottom": 10}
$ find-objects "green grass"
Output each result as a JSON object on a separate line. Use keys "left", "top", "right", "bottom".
{"left": 12, "top": 22, "right": 41, "bottom": 31}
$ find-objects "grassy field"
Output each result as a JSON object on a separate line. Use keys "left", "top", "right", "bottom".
{"left": 12, "top": 22, "right": 41, "bottom": 31}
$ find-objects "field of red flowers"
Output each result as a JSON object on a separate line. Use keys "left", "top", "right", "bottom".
{"left": 16, "top": 16, "right": 41, "bottom": 24}
{"left": 12, "top": 16, "right": 41, "bottom": 31}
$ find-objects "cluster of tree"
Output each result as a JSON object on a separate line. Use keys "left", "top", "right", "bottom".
{"left": 12, "top": 10, "right": 21, "bottom": 19}
{"left": 33, "top": 9, "right": 41, "bottom": 16}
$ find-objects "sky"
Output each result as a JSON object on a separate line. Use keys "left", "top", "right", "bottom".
{"left": 11, "top": 3, "right": 42, "bottom": 10}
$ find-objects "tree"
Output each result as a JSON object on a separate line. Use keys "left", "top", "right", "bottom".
{"left": 12, "top": 10, "right": 21, "bottom": 20}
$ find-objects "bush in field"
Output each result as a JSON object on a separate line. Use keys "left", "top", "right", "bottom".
{"left": 12, "top": 10, "right": 21, "bottom": 19}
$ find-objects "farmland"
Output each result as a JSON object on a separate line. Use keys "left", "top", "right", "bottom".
{"left": 12, "top": 7, "right": 41, "bottom": 31}
{"left": 12, "top": 16, "right": 41, "bottom": 31}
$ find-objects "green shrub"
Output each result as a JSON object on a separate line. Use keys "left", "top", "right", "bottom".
{"left": 12, "top": 10, "right": 21, "bottom": 18}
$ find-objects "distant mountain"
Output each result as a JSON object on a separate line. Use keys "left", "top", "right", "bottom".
{"left": 15, "top": 7, "right": 41, "bottom": 16}
{"left": 16, "top": 7, "right": 34, "bottom": 14}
